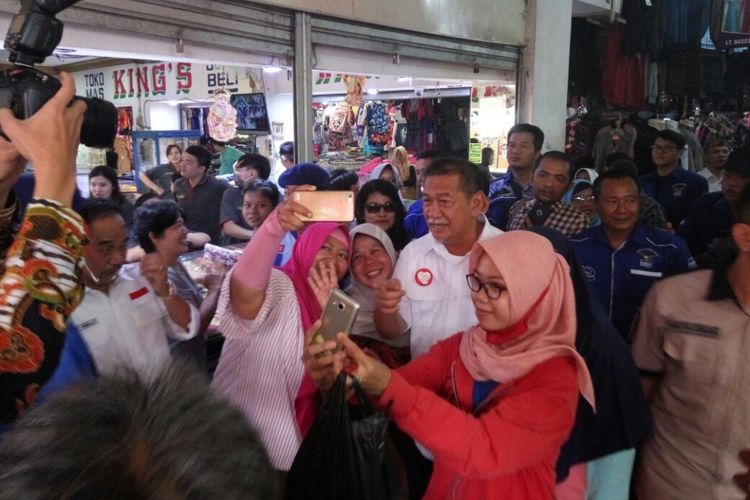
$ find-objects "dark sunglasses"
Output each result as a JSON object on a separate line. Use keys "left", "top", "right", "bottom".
{"left": 365, "top": 202, "right": 397, "bottom": 214}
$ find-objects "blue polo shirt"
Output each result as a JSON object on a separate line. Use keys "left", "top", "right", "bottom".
{"left": 571, "top": 223, "right": 696, "bottom": 339}
{"left": 488, "top": 170, "right": 534, "bottom": 200}
{"left": 404, "top": 198, "right": 428, "bottom": 240}
{"left": 677, "top": 191, "right": 736, "bottom": 259}
{"left": 640, "top": 165, "right": 708, "bottom": 228}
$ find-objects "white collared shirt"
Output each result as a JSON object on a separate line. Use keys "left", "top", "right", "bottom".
{"left": 697, "top": 168, "right": 722, "bottom": 193}
{"left": 72, "top": 263, "right": 199, "bottom": 380}
{"left": 392, "top": 218, "right": 503, "bottom": 358}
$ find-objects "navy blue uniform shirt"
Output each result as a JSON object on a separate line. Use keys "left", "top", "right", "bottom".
{"left": 640, "top": 165, "right": 708, "bottom": 228}
{"left": 571, "top": 223, "right": 696, "bottom": 338}
{"left": 677, "top": 191, "right": 736, "bottom": 259}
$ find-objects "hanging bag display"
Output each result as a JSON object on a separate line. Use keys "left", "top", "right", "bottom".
{"left": 285, "top": 372, "right": 394, "bottom": 500}
{"left": 368, "top": 102, "right": 390, "bottom": 145}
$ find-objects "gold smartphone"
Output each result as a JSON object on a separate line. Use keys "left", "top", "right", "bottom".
{"left": 317, "top": 289, "right": 360, "bottom": 343}
{"left": 292, "top": 191, "right": 355, "bottom": 222}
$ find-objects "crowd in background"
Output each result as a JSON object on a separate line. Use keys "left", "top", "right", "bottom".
{"left": 0, "top": 74, "right": 749, "bottom": 500}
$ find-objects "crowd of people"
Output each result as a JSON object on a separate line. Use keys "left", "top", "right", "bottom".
{"left": 0, "top": 74, "right": 748, "bottom": 500}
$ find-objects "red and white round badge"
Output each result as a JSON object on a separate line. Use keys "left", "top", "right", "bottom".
{"left": 415, "top": 268, "right": 433, "bottom": 286}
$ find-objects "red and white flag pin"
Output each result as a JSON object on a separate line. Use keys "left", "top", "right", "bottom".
{"left": 415, "top": 268, "right": 433, "bottom": 286}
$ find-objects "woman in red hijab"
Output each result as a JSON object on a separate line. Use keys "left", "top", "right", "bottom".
{"left": 306, "top": 231, "right": 594, "bottom": 499}
{"left": 212, "top": 186, "right": 350, "bottom": 481}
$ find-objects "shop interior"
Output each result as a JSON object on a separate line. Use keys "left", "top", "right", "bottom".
{"left": 567, "top": 1, "right": 750, "bottom": 175}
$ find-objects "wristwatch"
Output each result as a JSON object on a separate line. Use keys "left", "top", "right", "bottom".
{"left": 155, "top": 281, "right": 177, "bottom": 299}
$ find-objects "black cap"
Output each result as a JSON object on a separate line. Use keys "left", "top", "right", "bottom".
{"left": 724, "top": 148, "right": 750, "bottom": 177}
{"left": 278, "top": 163, "right": 330, "bottom": 189}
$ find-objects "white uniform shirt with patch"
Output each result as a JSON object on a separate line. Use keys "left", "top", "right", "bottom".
{"left": 72, "top": 263, "right": 200, "bottom": 380}
{"left": 392, "top": 219, "right": 503, "bottom": 358}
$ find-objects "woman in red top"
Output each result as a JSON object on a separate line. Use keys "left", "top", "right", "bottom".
{"left": 306, "top": 231, "right": 595, "bottom": 499}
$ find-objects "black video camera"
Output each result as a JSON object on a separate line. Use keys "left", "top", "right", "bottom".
{"left": 0, "top": 0, "right": 117, "bottom": 148}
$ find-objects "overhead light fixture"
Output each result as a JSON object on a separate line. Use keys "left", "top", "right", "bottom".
{"left": 397, "top": 76, "right": 412, "bottom": 83}
{"left": 263, "top": 66, "right": 283, "bottom": 73}
{"left": 366, "top": 88, "right": 379, "bottom": 95}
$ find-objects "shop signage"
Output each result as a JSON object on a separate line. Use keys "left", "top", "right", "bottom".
{"left": 716, "top": 0, "right": 750, "bottom": 49}
{"left": 74, "top": 63, "right": 264, "bottom": 104}
{"left": 468, "top": 143, "right": 482, "bottom": 164}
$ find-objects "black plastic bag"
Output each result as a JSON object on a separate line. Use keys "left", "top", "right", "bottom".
{"left": 285, "top": 372, "right": 391, "bottom": 500}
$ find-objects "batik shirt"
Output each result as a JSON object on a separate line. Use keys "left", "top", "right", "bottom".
{"left": 0, "top": 199, "right": 86, "bottom": 426}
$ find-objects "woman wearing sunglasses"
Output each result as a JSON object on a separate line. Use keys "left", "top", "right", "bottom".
{"left": 304, "top": 231, "right": 594, "bottom": 499}
{"left": 355, "top": 179, "right": 411, "bottom": 251}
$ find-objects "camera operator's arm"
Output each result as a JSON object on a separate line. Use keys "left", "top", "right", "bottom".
{"left": 0, "top": 72, "right": 88, "bottom": 427}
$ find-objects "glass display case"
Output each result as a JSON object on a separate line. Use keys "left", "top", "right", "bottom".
{"left": 131, "top": 130, "right": 202, "bottom": 192}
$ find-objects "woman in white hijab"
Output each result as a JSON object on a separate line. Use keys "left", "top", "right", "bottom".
{"left": 346, "top": 223, "right": 410, "bottom": 367}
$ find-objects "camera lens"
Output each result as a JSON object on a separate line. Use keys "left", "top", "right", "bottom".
{"left": 78, "top": 97, "right": 118, "bottom": 148}
{"left": 336, "top": 303, "right": 345, "bottom": 311}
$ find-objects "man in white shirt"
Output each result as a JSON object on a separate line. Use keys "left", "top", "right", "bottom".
{"left": 374, "top": 157, "right": 502, "bottom": 358}
{"left": 697, "top": 138, "right": 730, "bottom": 193}
{"left": 73, "top": 200, "right": 199, "bottom": 379}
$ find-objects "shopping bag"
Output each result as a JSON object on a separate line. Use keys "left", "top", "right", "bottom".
{"left": 285, "top": 372, "right": 391, "bottom": 500}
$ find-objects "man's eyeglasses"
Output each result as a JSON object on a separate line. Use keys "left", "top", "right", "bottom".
{"left": 365, "top": 202, "right": 397, "bottom": 214}
{"left": 465, "top": 273, "right": 505, "bottom": 300}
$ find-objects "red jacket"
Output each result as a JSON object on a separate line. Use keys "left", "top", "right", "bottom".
{"left": 379, "top": 333, "right": 579, "bottom": 500}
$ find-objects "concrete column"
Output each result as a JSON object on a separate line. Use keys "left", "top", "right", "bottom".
{"left": 518, "top": 0, "right": 573, "bottom": 151}
{"left": 293, "top": 12, "right": 313, "bottom": 163}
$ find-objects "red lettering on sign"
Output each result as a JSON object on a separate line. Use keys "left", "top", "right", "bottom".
{"left": 136, "top": 66, "right": 150, "bottom": 96}
{"left": 152, "top": 64, "right": 166, "bottom": 95}
{"left": 176, "top": 62, "right": 192, "bottom": 94}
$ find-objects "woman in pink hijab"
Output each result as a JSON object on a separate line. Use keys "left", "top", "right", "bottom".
{"left": 212, "top": 186, "right": 350, "bottom": 482}
{"left": 305, "top": 231, "right": 594, "bottom": 499}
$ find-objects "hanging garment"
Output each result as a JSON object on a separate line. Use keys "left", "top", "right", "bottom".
{"left": 601, "top": 29, "right": 646, "bottom": 109}
{"left": 592, "top": 123, "right": 637, "bottom": 170}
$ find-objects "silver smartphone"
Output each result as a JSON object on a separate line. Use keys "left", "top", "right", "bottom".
{"left": 317, "top": 289, "right": 360, "bottom": 343}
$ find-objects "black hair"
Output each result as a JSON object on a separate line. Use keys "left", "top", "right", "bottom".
{"left": 236, "top": 153, "right": 271, "bottom": 180}
{"left": 416, "top": 149, "right": 444, "bottom": 161}
{"left": 165, "top": 144, "right": 182, "bottom": 157}
{"left": 134, "top": 201, "right": 185, "bottom": 253}
{"left": 88, "top": 165, "right": 125, "bottom": 204}
{"left": 604, "top": 152, "right": 630, "bottom": 168}
{"left": 534, "top": 151, "right": 574, "bottom": 180}
{"left": 508, "top": 123, "right": 545, "bottom": 151}
{"left": 184, "top": 145, "right": 212, "bottom": 169}
{"left": 654, "top": 129, "right": 686, "bottom": 150}
{"left": 355, "top": 179, "right": 410, "bottom": 251}
{"left": 423, "top": 156, "right": 486, "bottom": 197}
{"left": 80, "top": 198, "right": 125, "bottom": 226}
{"left": 329, "top": 169, "right": 359, "bottom": 191}
{"left": 607, "top": 158, "right": 640, "bottom": 178}
{"left": 133, "top": 193, "right": 160, "bottom": 209}
{"left": 593, "top": 168, "right": 642, "bottom": 199}
{"left": 279, "top": 141, "right": 294, "bottom": 158}
{"left": 0, "top": 360, "right": 274, "bottom": 499}
{"left": 738, "top": 183, "right": 750, "bottom": 225}
{"left": 241, "top": 180, "right": 281, "bottom": 208}
{"left": 481, "top": 147, "right": 494, "bottom": 167}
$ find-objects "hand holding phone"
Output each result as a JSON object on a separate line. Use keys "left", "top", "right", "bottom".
{"left": 315, "top": 289, "right": 360, "bottom": 343}
{"left": 292, "top": 191, "right": 354, "bottom": 222}
{"left": 527, "top": 201, "right": 552, "bottom": 226}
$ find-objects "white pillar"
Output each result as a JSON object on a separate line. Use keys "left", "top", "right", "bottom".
{"left": 519, "top": 0, "right": 573, "bottom": 151}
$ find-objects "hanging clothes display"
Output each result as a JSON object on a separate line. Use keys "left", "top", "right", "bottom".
{"left": 601, "top": 28, "right": 646, "bottom": 109}
{"left": 592, "top": 119, "right": 637, "bottom": 170}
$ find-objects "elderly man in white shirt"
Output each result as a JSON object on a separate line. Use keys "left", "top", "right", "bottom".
{"left": 374, "top": 157, "right": 502, "bottom": 358}
{"left": 72, "top": 200, "right": 199, "bottom": 379}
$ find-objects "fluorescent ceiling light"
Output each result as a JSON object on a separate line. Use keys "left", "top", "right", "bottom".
{"left": 263, "top": 66, "right": 283, "bottom": 73}
{"left": 366, "top": 88, "right": 379, "bottom": 95}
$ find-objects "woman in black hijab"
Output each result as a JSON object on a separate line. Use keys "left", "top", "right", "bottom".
{"left": 526, "top": 226, "right": 651, "bottom": 500}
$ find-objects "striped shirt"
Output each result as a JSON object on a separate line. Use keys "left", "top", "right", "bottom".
{"left": 211, "top": 267, "right": 305, "bottom": 470}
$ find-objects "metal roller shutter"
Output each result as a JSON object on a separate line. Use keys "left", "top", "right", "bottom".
{"left": 310, "top": 16, "right": 520, "bottom": 72}
{"left": 0, "top": 0, "right": 295, "bottom": 58}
